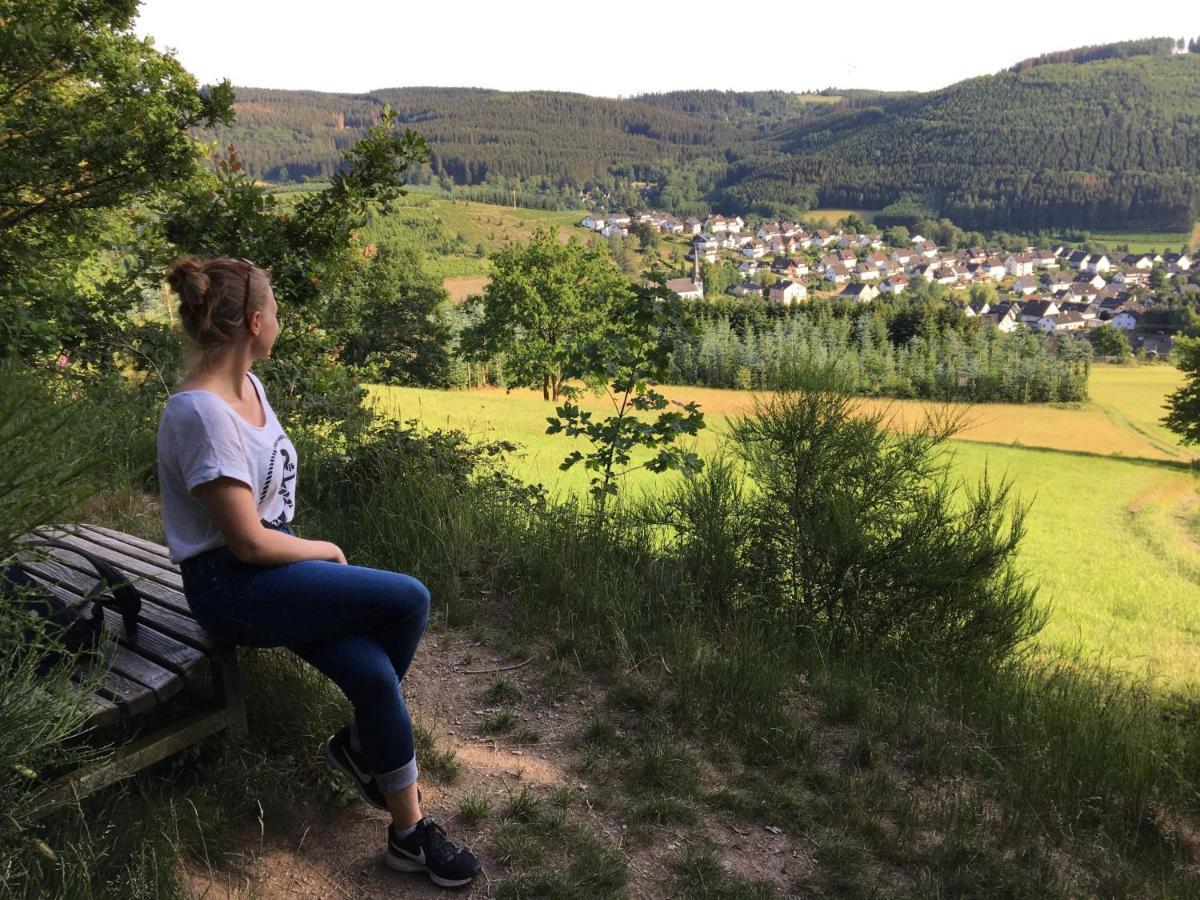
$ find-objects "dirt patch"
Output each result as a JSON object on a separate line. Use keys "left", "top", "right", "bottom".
{"left": 183, "top": 631, "right": 612, "bottom": 899}
{"left": 444, "top": 276, "right": 490, "bottom": 304}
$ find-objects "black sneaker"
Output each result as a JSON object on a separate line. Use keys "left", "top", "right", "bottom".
{"left": 323, "top": 725, "right": 387, "bottom": 810}
{"left": 386, "top": 818, "right": 481, "bottom": 888}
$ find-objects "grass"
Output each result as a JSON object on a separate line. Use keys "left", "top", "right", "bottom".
{"left": 482, "top": 709, "right": 519, "bottom": 735}
{"left": 673, "top": 845, "right": 778, "bottom": 900}
{"left": 368, "top": 364, "right": 1200, "bottom": 688}
{"left": 458, "top": 792, "right": 491, "bottom": 824}
{"left": 492, "top": 787, "right": 628, "bottom": 899}
{"left": 1063, "top": 229, "right": 1193, "bottom": 254}
{"left": 360, "top": 194, "right": 586, "bottom": 282}
{"left": 412, "top": 718, "right": 462, "bottom": 782}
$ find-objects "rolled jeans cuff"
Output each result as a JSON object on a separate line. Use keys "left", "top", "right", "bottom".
{"left": 376, "top": 756, "right": 419, "bottom": 794}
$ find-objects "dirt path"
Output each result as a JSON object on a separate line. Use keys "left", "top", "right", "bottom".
{"left": 182, "top": 631, "right": 804, "bottom": 898}
{"left": 184, "top": 630, "right": 585, "bottom": 898}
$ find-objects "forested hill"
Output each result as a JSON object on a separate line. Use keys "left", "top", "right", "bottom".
{"left": 207, "top": 41, "right": 1200, "bottom": 230}
{"left": 729, "top": 51, "right": 1200, "bottom": 231}
{"left": 212, "top": 86, "right": 801, "bottom": 207}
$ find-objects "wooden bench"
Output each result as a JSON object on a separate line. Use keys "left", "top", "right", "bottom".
{"left": 18, "top": 524, "right": 246, "bottom": 811}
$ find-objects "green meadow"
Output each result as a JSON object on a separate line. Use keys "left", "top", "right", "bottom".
{"left": 1068, "top": 229, "right": 1193, "bottom": 253}
{"left": 370, "top": 364, "right": 1200, "bottom": 689}
{"left": 359, "top": 192, "right": 586, "bottom": 280}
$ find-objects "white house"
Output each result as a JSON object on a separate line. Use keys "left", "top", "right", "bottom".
{"left": 1052, "top": 312, "right": 1088, "bottom": 333}
{"left": 666, "top": 277, "right": 704, "bottom": 301}
{"left": 769, "top": 280, "right": 807, "bottom": 305}
{"left": 1111, "top": 310, "right": 1140, "bottom": 330}
{"left": 731, "top": 282, "right": 764, "bottom": 299}
{"left": 1004, "top": 254, "right": 1034, "bottom": 277}
{"left": 1021, "top": 299, "right": 1060, "bottom": 323}
{"left": 840, "top": 282, "right": 879, "bottom": 302}
{"left": 825, "top": 263, "right": 852, "bottom": 284}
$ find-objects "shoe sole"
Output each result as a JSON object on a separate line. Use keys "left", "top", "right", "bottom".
{"left": 386, "top": 851, "right": 475, "bottom": 887}
{"left": 323, "top": 737, "right": 388, "bottom": 811}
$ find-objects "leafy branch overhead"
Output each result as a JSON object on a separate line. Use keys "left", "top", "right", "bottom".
{"left": 546, "top": 279, "right": 705, "bottom": 509}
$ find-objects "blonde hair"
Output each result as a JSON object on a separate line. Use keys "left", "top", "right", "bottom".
{"left": 166, "top": 255, "right": 267, "bottom": 353}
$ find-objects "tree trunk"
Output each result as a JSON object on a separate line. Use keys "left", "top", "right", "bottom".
{"left": 543, "top": 372, "right": 550, "bottom": 401}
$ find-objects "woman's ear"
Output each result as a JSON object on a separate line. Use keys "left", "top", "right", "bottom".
{"left": 247, "top": 308, "right": 262, "bottom": 336}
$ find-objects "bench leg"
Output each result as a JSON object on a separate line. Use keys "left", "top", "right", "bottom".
{"left": 215, "top": 651, "right": 248, "bottom": 738}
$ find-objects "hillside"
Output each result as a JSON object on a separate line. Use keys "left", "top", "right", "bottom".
{"left": 733, "top": 52, "right": 1200, "bottom": 231}
{"left": 206, "top": 40, "right": 1200, "bottom": 230}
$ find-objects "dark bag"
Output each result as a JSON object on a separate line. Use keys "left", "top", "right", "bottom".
{"left": 1, "top": 540, "right": 141, "bottom": 667}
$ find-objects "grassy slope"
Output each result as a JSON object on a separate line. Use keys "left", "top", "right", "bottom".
{"left": 370, "top": 364, "right": 1200, "bottom": 687}
{"left": 360, "top": 191, "right": 585, "bottom": 281}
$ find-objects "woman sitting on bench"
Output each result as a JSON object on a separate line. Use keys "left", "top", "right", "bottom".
{"left": 156, "top": 255, "right": 479, "bottom": 889}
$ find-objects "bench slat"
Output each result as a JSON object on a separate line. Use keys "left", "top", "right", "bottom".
{"left": 38, "top": 531, "right": 184, "bottom": 591}
{"left": 79, "top": 524, "right": 171, "bottom": 560}
{"left": 77, "top": 658, "right": 157, "bottom": 717}
{"left": 68, "top": 527, "right": 178, "bottom": 575}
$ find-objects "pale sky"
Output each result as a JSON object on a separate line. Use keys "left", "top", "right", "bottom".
{"left": 135, "top": 1, "right": 1199, "bottom": 97}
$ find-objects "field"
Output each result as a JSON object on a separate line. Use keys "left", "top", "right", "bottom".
{"left": 370, "top": 364, "right": 1200, "bottom": 688}
{"left": 801, "top": 208, "right": 878, "bottom": 228}
{"left": 1065, "top": 229, "right": 1193, "bottom": 254}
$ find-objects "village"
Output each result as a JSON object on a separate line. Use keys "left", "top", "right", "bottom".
{"left": 580, "top": 210, "right": 1195, "bottom": 355}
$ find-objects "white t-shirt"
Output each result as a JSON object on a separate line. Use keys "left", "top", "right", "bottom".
{"left": 156, "top": 372, "right": 297, "bottom": 563}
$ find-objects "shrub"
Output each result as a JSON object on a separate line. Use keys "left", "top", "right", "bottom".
{"left": 729, "top": 368, "right": 1045, "bottom": 666}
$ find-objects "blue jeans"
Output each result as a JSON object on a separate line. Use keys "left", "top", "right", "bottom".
{"left": 180, "top": 529, "right": 430, "bottom": 793}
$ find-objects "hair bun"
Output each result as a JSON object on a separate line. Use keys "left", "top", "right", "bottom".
{"left": 167, "top": 256, "right": 210, "bottom": 306}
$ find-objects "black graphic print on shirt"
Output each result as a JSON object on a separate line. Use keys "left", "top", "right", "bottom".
{"left": 259, "top": 435, "right": 297, "bottom": 528}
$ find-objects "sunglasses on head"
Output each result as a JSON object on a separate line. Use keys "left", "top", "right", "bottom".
{"left": 236, "top": 257, "right": 258, "bottom": 316}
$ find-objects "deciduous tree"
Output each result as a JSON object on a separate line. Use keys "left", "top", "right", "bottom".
{"left": 461, "top": 228, "right": 627, "bottom": 401}
{"left": 0, "top": 0, "right": 234, "bottom": 366}
{"left": 1163, "top": 336, "right": 1200, "bottom": 444}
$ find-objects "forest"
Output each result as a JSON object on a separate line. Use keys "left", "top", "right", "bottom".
{"left": 205, "top": 40, "right": 1200, "bottom": 230}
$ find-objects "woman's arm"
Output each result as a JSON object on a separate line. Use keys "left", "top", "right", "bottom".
{"left": 193, "top": 477, "right": 346, "bottom": 566}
